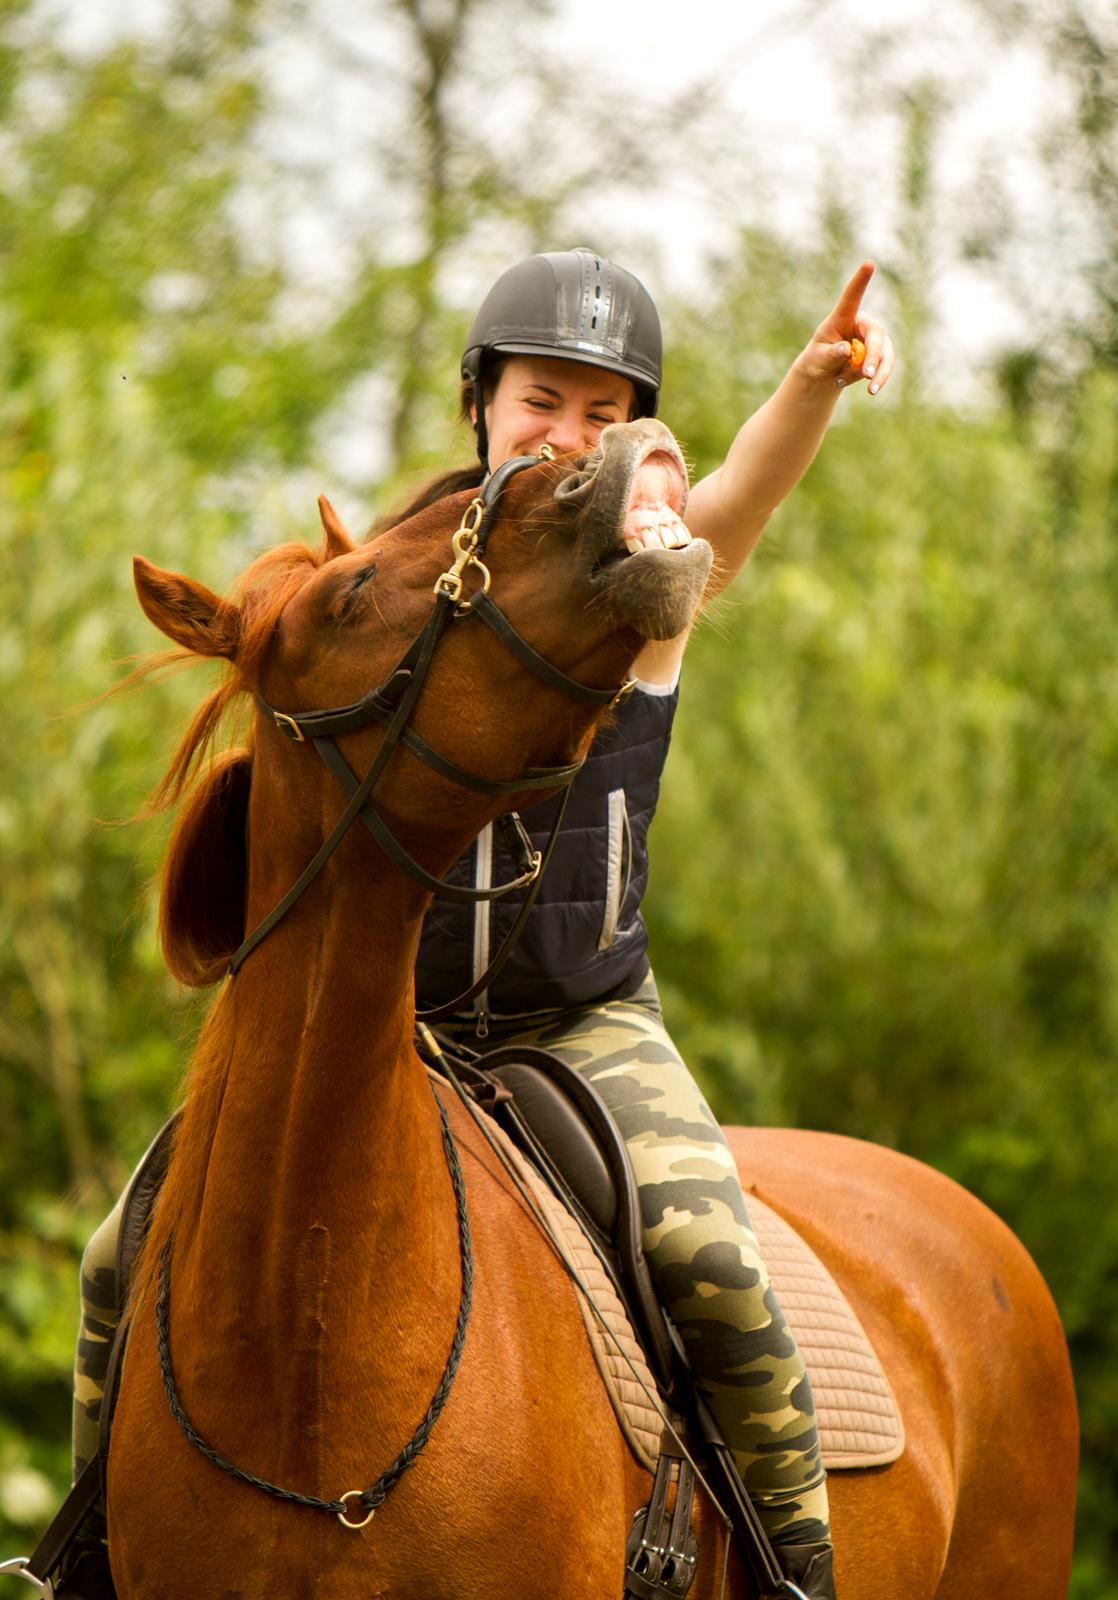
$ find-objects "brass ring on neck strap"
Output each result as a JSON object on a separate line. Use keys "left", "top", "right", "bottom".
{"left": 337, "top": 1490, "right": 376, "bottom": 1530}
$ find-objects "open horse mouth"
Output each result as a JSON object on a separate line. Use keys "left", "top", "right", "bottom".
{"left": 553, "top": 419, "right": 713, "bottom": 640}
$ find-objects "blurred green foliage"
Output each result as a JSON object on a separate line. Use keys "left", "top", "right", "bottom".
{"left": 1, "top": 0, "right": 1114, "bottom": 1589}
{"left": 660, "top": 287, "right": 1118, "bottom": 1585}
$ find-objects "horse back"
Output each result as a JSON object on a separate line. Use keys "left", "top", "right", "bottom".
{"left": 726, "top": 1127, "right": 1078, "bottom": 1598}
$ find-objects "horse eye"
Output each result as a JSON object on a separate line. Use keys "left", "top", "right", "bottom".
{"left": 336, "top": 562, "right": 376, "bottom": 619}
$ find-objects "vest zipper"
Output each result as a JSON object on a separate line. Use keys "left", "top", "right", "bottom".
{"left": 472, "top": 823, "right": 493, "bottom": 1037}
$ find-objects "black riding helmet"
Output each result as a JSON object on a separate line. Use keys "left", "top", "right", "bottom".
{"left": 461, "top": 247, "right": 662, "bottom": 464}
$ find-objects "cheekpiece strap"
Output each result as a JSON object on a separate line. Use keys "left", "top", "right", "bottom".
{"left": 470, "top": 591, "right": 632, "bottom": 707}
{"left": 233, "top": 445, "right": 630, "bottom": 975}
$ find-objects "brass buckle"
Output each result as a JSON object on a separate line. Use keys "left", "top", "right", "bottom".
{"left": 272, "top": 712, "right": 305, "bottom": 742}
{"left": 609, "top": 679, "right": 637, "bottom": 709}
{"left": 452, "top": 559, "right": 491, "bottom": 615}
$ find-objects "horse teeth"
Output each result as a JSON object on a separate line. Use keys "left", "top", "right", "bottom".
{"left": 621, "top": 515, "right": 690, "bottom": 555}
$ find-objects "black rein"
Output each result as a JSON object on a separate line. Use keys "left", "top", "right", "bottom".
{"left": 155, "top": 454, "right": 639, "bottom": 1530}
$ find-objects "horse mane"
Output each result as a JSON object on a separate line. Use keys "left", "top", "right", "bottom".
{"left": 368, "top": 461, "right": 484, "bottom": 536}
{"left": 136, "top": 535, "right": 338, "bottom": 985}
{"left": 159, "top": 748, "right": 253, "bottom": 986}
{"left": 125, "top": 532, "right": 360, "bottom": 1293}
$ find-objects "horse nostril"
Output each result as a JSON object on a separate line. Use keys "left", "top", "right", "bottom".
{"left": 553, "top": 468, "right": 598, "bottom": 506}
{"left": 552, "top": 450, "right": 602, "bottom": 507}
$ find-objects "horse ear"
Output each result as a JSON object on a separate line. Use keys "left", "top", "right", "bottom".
{"left": 160, "top": 750, "right": 251, "bottom": 986}
{"left": 318, "top": 495, "right": 354, "bottom": 561}
{"left": 133, "top": 556, "right": 241, "bottom": 660}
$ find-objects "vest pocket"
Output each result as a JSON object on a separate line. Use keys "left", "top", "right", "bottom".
{"left": 598, "top": 788, "right": 633, "bottom": 950}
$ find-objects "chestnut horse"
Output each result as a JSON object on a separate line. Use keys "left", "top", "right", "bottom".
{"left": 107, "top": 421, "right": 1077, "bottom": 1599}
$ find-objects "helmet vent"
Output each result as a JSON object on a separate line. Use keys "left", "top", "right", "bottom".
{"left": 584, "top": 254, "right": 607, "bottom": 339}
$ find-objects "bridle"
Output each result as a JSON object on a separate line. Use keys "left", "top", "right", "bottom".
{"left": 230, "top": 447, "right": 634, "bottom": 1019}
{"left": 143, "top": 453, "right": 646, "bottom": 1541}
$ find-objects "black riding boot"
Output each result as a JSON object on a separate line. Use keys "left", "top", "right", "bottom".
{"left": 774, "top": 1540, "right": 836, "bottom": 1600}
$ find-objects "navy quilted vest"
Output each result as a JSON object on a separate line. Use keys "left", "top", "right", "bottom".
{"left": 415, "top": 680, "right": 680, "bottom": 1020}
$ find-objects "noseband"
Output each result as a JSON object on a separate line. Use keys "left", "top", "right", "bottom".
{"left": 231, "top": 449, "right": 633, "bottom": 1018}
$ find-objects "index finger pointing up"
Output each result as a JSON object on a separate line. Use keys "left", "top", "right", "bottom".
{"left": 833, "top": 260, "right": 876, "bottom": 324}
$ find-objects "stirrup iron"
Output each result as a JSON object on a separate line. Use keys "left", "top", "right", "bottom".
{"left": 0, "top": 1557, "right": 54, "bottom": 1596}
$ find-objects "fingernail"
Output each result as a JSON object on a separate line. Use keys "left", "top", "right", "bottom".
{"left": 836, "top": 377, "right": 846, "bottom": 389}
{"left": 865, "top": 363, "right": 876, "bottom": 377}
{"left": 869, "top": 382, "right": 879, "bottom": 394}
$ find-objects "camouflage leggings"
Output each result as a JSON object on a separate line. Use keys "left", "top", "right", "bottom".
{"left": 439, "top": 972, "right": 830, "bottom": 1547}
{"left": 72, "top": 976, "right": 828, "bottom": 1544}
{"left": 73, "top": 1178, "right": 131, "bottom": 1481}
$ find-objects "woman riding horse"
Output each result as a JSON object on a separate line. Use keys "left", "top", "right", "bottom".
{"left": 64, "top": 247, "right": 895, "bottom": 1600}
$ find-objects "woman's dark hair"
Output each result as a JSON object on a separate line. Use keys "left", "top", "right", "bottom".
{"left": 368, "top": 362, "right": 506, "bottom": 535}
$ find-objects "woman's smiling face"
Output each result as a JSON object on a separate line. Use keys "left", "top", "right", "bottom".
{"left": 480, "top": 354, "right": 636, "bottom": 469}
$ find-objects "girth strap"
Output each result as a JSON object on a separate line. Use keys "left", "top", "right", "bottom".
{"left": 10, "top": 1456, "right": 101, "bottom": 1591}
{"left": 624, "top": 1427, "right": 698, "bottom": 1598}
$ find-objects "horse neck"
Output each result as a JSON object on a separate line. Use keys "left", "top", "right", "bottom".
{"left": 238, "top": 872, "right": 424, "bottom": 1167}
{"left": 157, "top": 834, "right": 451, "bottom": 1302}
{"left": 136, "top": 841, "right": 475, "bottom": 1488}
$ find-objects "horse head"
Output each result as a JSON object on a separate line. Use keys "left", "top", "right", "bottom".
{"left": 134, "top": 418, "right": 711, "bottom": 985}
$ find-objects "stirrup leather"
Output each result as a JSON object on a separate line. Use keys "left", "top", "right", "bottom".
{"left": 624, "top": 1427, "right": 698, "bottom": 1599}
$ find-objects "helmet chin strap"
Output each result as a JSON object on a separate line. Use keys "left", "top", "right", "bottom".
{"left": 473, "top": 366, "right": 491, "bottom": 467}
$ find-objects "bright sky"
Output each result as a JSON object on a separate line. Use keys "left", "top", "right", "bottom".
{"left": 545, "top": 0, "right": 1057, "bottom": 359}
{"left": 55, "top": 0, "right": 1061, "bottom": 356}
{"left": 52, "top": 0, "right": 1087, "bottom": 449}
